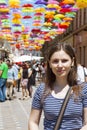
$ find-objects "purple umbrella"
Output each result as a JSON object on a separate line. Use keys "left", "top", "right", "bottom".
{"left": 35, "top": 0, "right": 47, "bottom": 5}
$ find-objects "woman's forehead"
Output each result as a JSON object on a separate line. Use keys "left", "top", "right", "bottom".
{"left": 49, "top": 51, "right": 72, "bottom": 61}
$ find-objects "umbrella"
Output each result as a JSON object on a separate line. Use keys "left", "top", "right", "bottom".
{"left": 13, "top": 55, "right": 32, "bottom": 62}
{"left": 13, "top": 55, "right": 44, "bottom": 62}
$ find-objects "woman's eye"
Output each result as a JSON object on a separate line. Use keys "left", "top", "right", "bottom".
{"left": 62, "top": 59, "right": 68, "bottom": 63}
{"left": 52, "top": 60, "right": 59, "bottom": 64}
{"left": 52, "top": 59, "right": 68, "bottom": 64}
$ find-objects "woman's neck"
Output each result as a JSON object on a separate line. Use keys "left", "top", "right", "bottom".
{"left": 55, "top": 78, "right": 68, "bottom": 89}
{"left": 52, "top": 82, "right": 69, "bottom": 98}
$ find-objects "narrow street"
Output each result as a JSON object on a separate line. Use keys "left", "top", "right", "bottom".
{"left": 0, "top": 86, "right": 43, "bottom": 130}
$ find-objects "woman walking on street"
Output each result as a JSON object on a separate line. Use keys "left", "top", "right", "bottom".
{"left": 27, "top": 63, "right": 33, "bottom": 98}
{"left": 28, "top": 43, "right": 87, "bottom": 130}
{"left": 20, "top": 63, "right": 29, "bottom": 100}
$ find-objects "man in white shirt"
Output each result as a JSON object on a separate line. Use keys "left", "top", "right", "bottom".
{"left": 77, "top": 64, "right": 86, "bottom": 83}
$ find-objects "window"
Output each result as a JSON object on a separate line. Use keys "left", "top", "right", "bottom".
{"left": 79, "top": 47, "right": 81, "bottom": 63}
{"left": 83, "top": 46, "right": 85, "bottom": 65}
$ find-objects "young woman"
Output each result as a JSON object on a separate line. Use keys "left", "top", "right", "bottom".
{"left": 27, "top": 63, "right": 33, "bottom": 98}
{"left": 28, "top": 43, "right": 87, "bottom": 130}
{"left": 20, "top": 63, "right": 29, "bottom": 100}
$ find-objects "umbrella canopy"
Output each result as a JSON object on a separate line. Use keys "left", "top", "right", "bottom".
{"left": 13, "top": 55, "right": 44, "bottom": 62}
{"left": 13, "top": 55, "right": 32, "bottom": 62}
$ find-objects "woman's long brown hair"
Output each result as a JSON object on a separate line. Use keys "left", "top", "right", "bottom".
{"left": 41, "top": 43, "right": 81, "bottom": 101}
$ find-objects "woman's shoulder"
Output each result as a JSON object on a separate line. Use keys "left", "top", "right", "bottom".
{"left": 82, "top": 82, "right": 87, "bottom": 90}
{"left": 33, "top": 83, "right": 45, "bottom": 97}
{"left": 36, "top": 83, "right": 45, "bottom": 92}
{"left": 80, "top": 82, "right": 87, "bottom": 95}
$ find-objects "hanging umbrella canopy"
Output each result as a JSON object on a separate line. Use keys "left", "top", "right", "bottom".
{"left": 34, "top": 0, "right": 47, "bottom": 5}
{"left": 76, "top": 0, "right": 87, "bottom": 8}
{"left": 13, "top": 55, "right": 44, "bottom": 62}
{"left": 47, "top": 0, "right": 59, "bottom": 4}
{"left": 13, "top": 55, "right": 32, "bottom": 62}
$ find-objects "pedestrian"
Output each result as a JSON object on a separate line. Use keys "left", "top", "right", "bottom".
{"left": 12, "top": 62, "right": 19, "bottom": 95}
{"left": 35, "top": 63, "right": 41, "bottom": 82}
{"left": 77, "top": 63, "right": 87, "bottom": 83}
{"left": 28, "top": 43, "right": 87, "bottom": 130}
{"left": 6, "top": 63, "right": 15, "bottom": 100}
{"left": 32, "top": 60, "right": 37, "bottom": 86}
{"left": 17, "top": 67, "right": 22, "bottom": 92}
{"left": 82, "top": 65, "right": 87, "bottom": 82}
{"left": 40, "top": 62, "right": 46, "bottom": 82}
{"left": 0, "top": 59, "right": 10, "bottom": 102}
{"left": 20, "top": 63, "right": 29, "bottom": 100}
{"left": 27, "top": 63, "right": 33, "bottom": 98}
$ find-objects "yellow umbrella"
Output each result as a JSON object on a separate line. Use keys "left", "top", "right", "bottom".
{"left": 47, "top": 4, "right": 61, "bottom": 10}
{"left": 22, "top": 25, "right": 25, "bottom": 31}
{"left": 0, "top": 8, "right": 9, "bottom": 12}
{"left": 49, "top": 30, "right": 57, "bottom": 35}
{"left": 22, "top": 8, "right": 34, "bottom": 13}
{"left": 38, "top": 39, "right": 45, "bottom": 44}
{"left": 54, "top": 14, "right": 65, "bottom": 19}
{"left": 8, "top": 0, "right": 20, "bottom": 6}
{"left": 45, "top": 11, "right": 55, "bottom": 15}
{"left": 8, "top": 0, "right": 20, "bottom": 8}
{"left": 24, "top": 42, "right": 29, "bottom": 45}
{"left": 22, "top": 34, "right": 29, "bottom": 39}
{"left": 35, "top": 8, "right": 45, "bottom": 13}
{"left": 12, "top": 19, "right": 21, "bottom": 24}
{"left": 76, "top": 0, "right": 87, "bottom": 8}
{"left": 43, "top": 22, "right": 52, "bottom": 27}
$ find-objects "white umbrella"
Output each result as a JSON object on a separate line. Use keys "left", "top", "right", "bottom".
{"left": 13, "top": 55, "right": 44, "bottom": 62}
{"left": 13, "top": 55, "right": 32, "bottom": 62}
{"left": 32, "top": 56, "right": 44, "bottom": 60}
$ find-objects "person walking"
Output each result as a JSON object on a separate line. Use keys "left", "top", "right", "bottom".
{"left": 0, "top": 59, "right": 10, "bottom": 102}
{"left": 77, "top": 63, "right": 87, "bottom": 83}
{"left": 6, "top": 63, "right": 15, "bottom": 100}
{"left": 20, "top": 63, "right": 29, "bottom": 100}
{"left": 17, "top": 67, "right": 22, "bottom": 92}
{"left": 27, "top": 63, "right": 34, "bottom": 98}
{"left": 28, "top": 43, "right": 87, "bottom": 130}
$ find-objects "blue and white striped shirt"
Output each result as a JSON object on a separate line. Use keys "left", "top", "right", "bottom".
{"left": 32, "top": 83, "right": 87, "bottom": 130}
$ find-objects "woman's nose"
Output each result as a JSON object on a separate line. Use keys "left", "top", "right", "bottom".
{"left": 57, "top": 61, "right": 62, "bottom": 67}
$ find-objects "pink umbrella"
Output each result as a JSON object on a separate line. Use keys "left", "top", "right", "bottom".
{"left": 47, "top": 0, "right": 59, "bottom": 4}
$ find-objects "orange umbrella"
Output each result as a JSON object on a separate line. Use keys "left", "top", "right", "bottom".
{"left": 33, "top": 23, "right": 42, "bottom": 26}
{"left": 62, "top": 0, "right": 75, "bottom": 4}
{"left": 13, "top": 13, "right": 22, "bottom": 19}
{"left": 63, "top": 17, "right": 73, "bottom": 21}
{"left": 45, "top": 14, "right": 54, "bottom": 19}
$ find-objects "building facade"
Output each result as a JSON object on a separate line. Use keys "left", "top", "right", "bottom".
{"left": 51, "top": 8, "right": 87, "bottom": 67}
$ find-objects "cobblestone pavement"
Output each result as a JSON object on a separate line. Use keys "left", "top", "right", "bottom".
{"left": 0, "top": 86, "right": 43, "bottom": 130}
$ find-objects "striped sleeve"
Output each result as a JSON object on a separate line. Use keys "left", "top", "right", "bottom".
{"left": 82, "top": 83, "right": 87, "bottom": 107}
{"left": 32, "top": 83, "right": 45, "bottom": 109}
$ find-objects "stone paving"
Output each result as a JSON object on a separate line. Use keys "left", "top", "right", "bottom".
{"left": 0, "top": 86, "right": 43, "bottom": 130}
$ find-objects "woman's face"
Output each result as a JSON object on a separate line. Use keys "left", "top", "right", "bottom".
{"left": 49, "top": 49, "right": 73, "bottom": 79}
